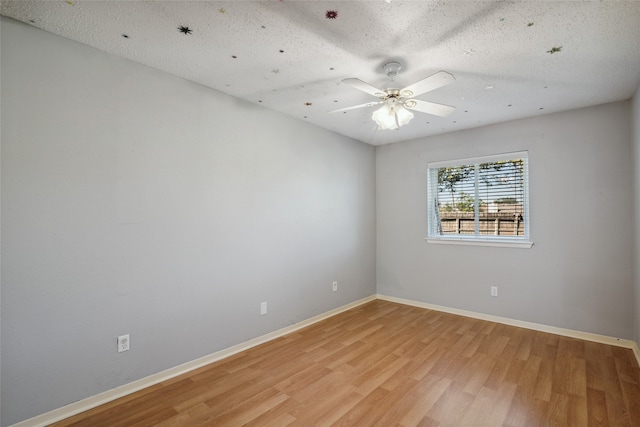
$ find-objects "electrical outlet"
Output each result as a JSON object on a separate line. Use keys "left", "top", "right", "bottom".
{"left": 117, "top": 334, "right": 130, "bottom": 353}
{"left": 260, "top": 301, "right": 267, "bottom": 315}
{"left": 491, "top": 286, "right": 498, "bottom": 297}
{"left": 332, "top": 281, "right": 338, "bottom": 292}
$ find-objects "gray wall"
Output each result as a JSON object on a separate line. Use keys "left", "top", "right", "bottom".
{"left": 377, "top": 101, "right": 634, "bottom": 340}
{"left": 0, "top": 18, "right": 376, "bottom": 426}
{"left": 633, "top": 85, "right": 640, "bottom": 346}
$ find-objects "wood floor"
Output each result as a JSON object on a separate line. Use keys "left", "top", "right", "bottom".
{"left": 52, "top": 300, "right": 640, "bottom": 426}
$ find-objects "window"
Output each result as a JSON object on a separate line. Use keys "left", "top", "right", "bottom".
{"left": 427, "top": 151, "right": 532, "bottom": 247}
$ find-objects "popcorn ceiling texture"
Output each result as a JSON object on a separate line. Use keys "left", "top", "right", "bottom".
{"left": 2, "top": 0, "right": 640, "bottom": 145}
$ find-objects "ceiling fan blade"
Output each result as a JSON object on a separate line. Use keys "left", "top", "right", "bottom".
{"left": 399, "top": 71, "right": 455, "bottom": 98}
{"left": 328, "top": 101, "right": 383, "bottom": 114}
{"left": 341, "top": 78, "right": 387, "bottom": 98}
{"left": 404, "top": 99, "right": 456, "bottom": 117}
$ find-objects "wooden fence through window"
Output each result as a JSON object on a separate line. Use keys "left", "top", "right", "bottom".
{"left": 439, "top": 212, "right": 525, "bottom": 236}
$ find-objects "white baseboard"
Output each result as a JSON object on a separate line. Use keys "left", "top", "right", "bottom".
{"left": 10, "top": 295, "right": 377, "bottom": 427}
{"left": 632, "top": 342, "right": 640, "bottom": 367}
{"left": 377, "top": 294, "right": 640, "bottom": 368}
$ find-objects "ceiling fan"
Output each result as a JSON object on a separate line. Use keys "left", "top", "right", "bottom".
{"left": 329, "top": 62, "right": 456, "bottom": 130}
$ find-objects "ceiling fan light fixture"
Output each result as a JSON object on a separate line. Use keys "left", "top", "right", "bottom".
{"left": 372, "top": 98, "right": 414, "bottom": 130}
{"left": 372, "top": 105, "right": 396, "bottom": 129}
{"left": 333, "top": 67, "right": 455, "bottom": 129}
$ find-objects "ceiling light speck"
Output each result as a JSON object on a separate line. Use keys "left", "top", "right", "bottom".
{"left": 325, "top": 10, "right": 338, "bottom": 19}
{"left": 485, "top": 85, "right": 494, "bottom": 90}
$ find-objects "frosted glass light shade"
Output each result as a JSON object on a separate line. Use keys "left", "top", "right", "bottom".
{"left": 372, "top": 105, "right": 398, "bottom": 129}
{"left": 395, "top": 105, "right": 414, "bottom": 127}
{"left": 372, "top": 99, "right": 414, "bottom": 130}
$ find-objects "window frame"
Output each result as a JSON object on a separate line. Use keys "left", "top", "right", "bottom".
{"left": 426, "top": 151, "right": 533, "bottom": 248}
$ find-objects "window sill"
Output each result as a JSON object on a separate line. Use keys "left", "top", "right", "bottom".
{"left": 425, "top": 238, "right": 534, "bottom": 249}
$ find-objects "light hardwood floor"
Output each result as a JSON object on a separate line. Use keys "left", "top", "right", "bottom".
{"left": 52, "top": 300, "right": 640, "bottom": 426}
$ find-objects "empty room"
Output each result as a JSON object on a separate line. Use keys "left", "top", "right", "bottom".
{"left": 2, "top": 1, "right": 640, "bottom": 426}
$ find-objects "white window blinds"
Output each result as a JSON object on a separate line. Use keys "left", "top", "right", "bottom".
{"left": 427, "top": 152, "right": 530, "bottom": 243}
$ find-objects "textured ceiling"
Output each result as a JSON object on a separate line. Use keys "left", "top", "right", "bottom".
{"left": 2, "top": 1, "right": 640, "bottom": 146}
